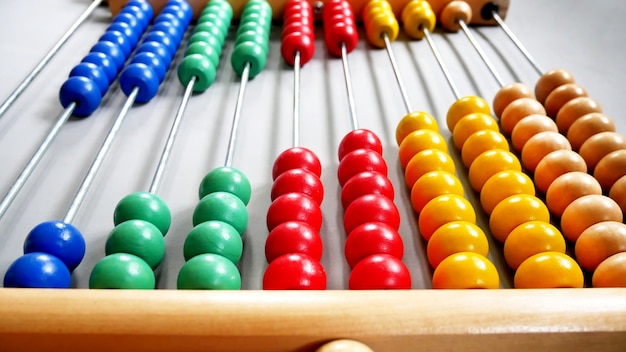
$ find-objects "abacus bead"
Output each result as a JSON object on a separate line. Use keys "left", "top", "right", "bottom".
{"left": 119, "top": 63, "right": 160, "bottom": 103}
{"left": 514, "top": 252, "right": 583, "bottom": 288}
{"left": 461, "top": 130, "right": 509, "bottom": 168}
{"left": 89, "top": 253, "right": 155, "bottom": 289}
{"left": 131, "top": 52, "right": 167, "bottom": 83}
{"left": 199, "top": 166, "right": 251, "bottom": 205}
{"left": 419, "top": 194, "right": 476, "bottom": 241}
{"left": 24, "top": 221, "right": 86, "bottom": 271}
{"left": 263, "top": 253, "right": 326, "bottom": 290}
{"left": 452, "top": 112, "right": 499, "bottom": 150}
{"left": 404, "top": 149, "right": 456, "bottom": 189}
{"left": 113, "top": 192, "right": 171, "bottom": 236}
{"left": 544, "top": 83, "right": 588, "bottom": 118}
{"left": 271, "top": 168, "right": 324, "bottom": 205}
{"left": 82, "top": 52, "right": 117, "bottom": 84}
{"left": 427, "top": 221, "right": 489, "bottom": 269}
{"left": 489, "top": 194, "right": 550, "bottom": 243}
{"left": 363, "top": 2, "right": 399, "bottom": 48}
{"left": 322, "top": 3, "right": 358, "bottom": 56}
{"left": 69, "top": 62, "right": 109, "bottom": 97}
{"left": 4, "top": 253, "right": 71, "bottom": 288}
{"left": 411, "top": 171, "right": 464, "bottom": 213}
{"left": 195, "top": 22, "right": 226, "bottom": 46}
{"left": 187, "top": 31, "right": 221, "bottom": 52}
{"left": 468, "top": 149, "right": 521, "bottom": 193}
{"left": 567, "top": 113, "right": 616, "bottom": 151}
{"left": 511, "top": 114, "right": 558, "bottom": 152}
{"left": 231, "top": 42, "right": 267, "bottom": 79}
{"left": 395, "top": 110, "right": 439, "bottom": 146}
{"left": 560, "top": 195, "right": 623, "bottom": 242}
{"left": 142, "top": 31, "right": 177, "bottom": 57}
{"left": 343, "top": 194, "right": 400, "bottom": 235}
{"left": 432, "top": 252, "right": 499, "bottom": 289}
{"left": 105, "top": 220, "right": 165, "bottom": 270}
{"left": 119, "top": 5, "right": 149, "bottom": 30}
{"left": 555, "top": 96, "right": 603, "bottom": 134}
{"left": 579, "top": 132, "right": 626, "bottom": 172}
{"left": 177, "top": 253, "right": 241, "bottom": 290}
{"left": 398, "top": 129, "right": 448, "bottom": 169}
{"left": 341, "top": 171, "right": 394, "bottom": 209}
{"left": 546, "top": 172, "right": 602, "bottom": 217}
{"left": 521, "top": 131, "right": 571, "bottom": 173}
{"left": 503, "top": 221, "right": 566, "bottom": 270}
{"left": 107, "top": 22, "right": 139, "bottom": 48}
{"left": 499, "top": 98, "right": 547, "bottom": 135}
{"left": 113, "top": 12, "right": 142, "bottom": 35}
{"left": 184, "top": 221, "right": 243, "bottom": 263}
{"left": 59, "top": 76, "right": 102, "bottom": 117}
{"left": 136, "top": 41, "right": 172, "bottom": 68}
{"left": 337, "top": 149, "right": 388, "bottom": 187}
{"left": 575, "top": 221, "right": 626, "bottom": 272}
{"left": 349, "top": 254, "right": 411, "bottom": 290}
{"left": 480, "top": 170, "right": 535, "bottom": 215}
{"left": 272, "top": 147, "right": 322, "bottom": 180}
{"left": 440, "top": 0, "right": 472, "bottom": 32}
{"left": 151, "top": 22, "right": 181, "bottom": 45}
{"left": 535, "top": 69, "right": 575, "bottom": 104}
{"left": 401, "top": 0, "right": 436, "bottom": 40}
{"left": 492, "top": 83, "right": 534, "bottom": 118}
{"left": 266, "top": 193, "right": 322, "bottom": 232}
{"left": 193, "top": 192, "right": 248, "bottom": 235}
{"left": 316, "top": 340, "right": 374, "bottom": 352}
{"left": 345, "top": 222, "right": 404, "bottom": 269}
{"left": 534, "top": 150, "right": 588, "bottom": 194}
{"left": 593, "top": 253, "right": 626, "bottom": 287}
{"left": 446, "top": 95, "right": 491, "bottom": 132}
{"left": 610, "top": 176, "right": 626, "bottom": 213}
{"left": 100, "top": 30, "right": 132, "bottom": 58}
{"left": 185, "top": 42, "right": 220, "bottom": 69}
{"left": 90, "top": 41, "right": 125, "bottom": 71}
{"left": 338, "top": 129, "right": 383, "bottom": 161}
{"left": 594, "top": 150, "right": 626, "bottom": 191}
{"left": 281, "top": 31, "right": 315, "bottom": 66}
{"left": 265, "top": 221, "right": 322, "bottom": 263}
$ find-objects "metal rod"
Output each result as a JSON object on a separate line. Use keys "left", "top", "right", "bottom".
{"left": 383, "top": 33, "right": 413, "bottom": 114}
{"left": 224, "top": 63, "right": 250, "bottom": 168}
{"left": 458, "top": 20, "right": 506, "bottom": 88}
{"left": 424, "top": 29, "right": 462, "bottom": 100}
{"left": 492, "top": 11, "right": 544, "bottom": 76}
{"left": 340, "top": 43, "right": 358, "bottom": 131}
{"left": 292, "top": 51, "right": 301, "bottom": 147}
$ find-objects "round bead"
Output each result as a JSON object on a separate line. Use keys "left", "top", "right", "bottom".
{"left": 90, "top": 41, "right": 125, "bottom": 71}
{"left": 468, "top": 149, "right": 521, "bottom": 193}
{"left": 595, "top": 149, "right": 626, "bottom": 191}
{"left": 567, "top": 113, "right": 616, "bottom": 151}
{"left": 440, "top": 0, "right": 472, "bottom": 32}
{"left": 593, "top": 253, "right": 626, "bottom": 287}
{"left": 193, "top": 192, "right": 248, "bottom": 235}
{"left": 184, "top": 221, "right": 243, "bottom": 263}
{"left": 322, "top": 5, "right": 358, "bottom": 56}
{"left": 341, "top": 171, "right": 394, "bottom": 210}
{"left": 544, "top": 83, "right": 588, "bottom": 118}
{"left": 446, "top": 95, "right": 491, "bottom": 132}
{"left": 579, "top": 131, "right": 626, "bottom": 172}
{"left": 521, "top": 131, "right": 571, "bottom": 173}
{"left": 575, "top": 221, "right": 626, "bottom": 272}
{"left": 114, "top": 192, "right": 171, "bottom": 236}
{"left": 395, "top": 110, "right": 439, "bottom": 146}
{"left": 119, "top": 63, "right": 160, "bottom": 103}
{"left": 271, "top": 168, "right": 324, "bottom": 205}
{"left": 266, "top": 193, "right": 322, "bottom": 232}
{"left": 363, "top": 2, "right": 399, "bottom": 47}
{"left": 119, "top": 5, "right": 150, "bottom": 30}
{"left": 560, "top": 194, "right": 623, "bottom": 242}
{"left": 89, "top": 253, "right": 155, "bottom": 289}
{"left": 151, "top": 22, "right": 182, "bottom": 45}
{"left": 555, "top": 96, "right": 603, "bottom": 134}
{"left": 59, "top": 76, "right": 102, "bottom": 117}
{"left": 99, "top": 30, "right": 132, "bottom": 57}
{"left": 263, "top": 253, "right": 326, "bottom": 290}
{"left": 480, "top": 170, "right": 535, "bottom": 215}
{"left": 534, "top": 149, "right": 588, "bottom": 194}
{"left": 489, "top": 194, "right": 550, "bottom": 243}
{"left": 427, "top": 221, "right": 489, "bottom": 269}
{"left": 349, "top": 254, "right": 411, "bottom": 290}
{"left": 337, "top": 149, "right": 388, "bottom": 187}
{"left": 24, "top": 221, "right": 86, "bottom": 271}
{"left": 419, "top": 194, "right": 476, "bottom": 241}
{"left": 136, "top": 41, "right": 172, "bottom": 68}
{"left": 511, "top": 114, "right": 558, "bottom": 152}
{"left": 105, "top": 220, "right": 165, "bottom": 270}
{"left": 398, "top": 129, "right": 448, "bottom": 169}
{"left": 186, "top": 38, "right": 221, "bottom": 66}
{"left": 514, "top": 252, "right": 583, "bottom": 289}
{"left": 404, "top": 149, "right": 456, "bottom": 189}
{"left": 142, "top": 31, "right": 177, "bottom": 57}
{"left": 4, "top": 253, "right": 71, "bottom": 289}
{"left": 231, "top": 42, "right": 268, "bottom": 79}
{"left": 432, "top": 252, "right": 499, "bottom": 289}
{"left": 401, "top": 0, "right": 436, "bottom": 40}
{"left": 461, "top": 130, "right": 509, "bottom": 168}
{"left": 199, "top": 166, "right": 251, "bottom": 205}
{"left": 411, "top": 171, "right": 464, "bottom": 213}
{"left": 107, "top": 22, "right": 139, "bottom": 48}
{"left": 177, "top": 253, "right": 241, "bottom": 290}
{"left": 112, "top": 12, "right": 142, "bottom": 35}
{"left": 272, "top": 147, "right": 322, "bottom": 180}
{"left": 452, "top": 112, "right": 499, "bottom": 150}
{"left": 281, "top": 31, "right": 315, "bottom": 66}
{"left": 535, "top": 69, "right": 575, "bottom": 104}
{"left": 179, "top": 53, "right": 218, "bottom": 91}
{"left": 609, "top": 175, "right": 626, "bottom": 213}
{"left": 265, "top": 221, "right": 322, "bottom": 263}
{"left": 82, "top": 52, "right": 117, "bottom": 84}
{"left": 343, "top": 194, "right": 400, "bottom": 235}
{"left": 492, "top": 83, "right": 534, "bottom": 118}
{"left": 69, "top": 62, "right": 109, "bottom": 97}
{"left": 499, "top": 98, "right": 547, "bottom": 135}
{"left": 345, "top": 222, "right": 404, "bottom": 269}
{"left": 316, "top": 339, "right": 374, "bottom": 352}
{"left": 337, "top": 129, "right": 383, "bottom": 162}
{"left": 131, "top": 52, "right": 167, "bottom": 83}
{"left": 503, "top": 221, "right": 566, "bottom": 270}
{"left": 126, "top": 0, "right": 154, "bottom": 21}
{"left": 546, "top": 172, "right": 602, "bottom": 217}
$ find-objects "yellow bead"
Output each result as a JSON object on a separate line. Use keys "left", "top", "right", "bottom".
{"left": 404, "top": 149, "right": 456, "bottom": 188}
{"left": 395, "top": 110, "right": 439, "bottom": 146}
{"left": 411, "top": 171, "right": 464, "bottom": 213}
{"left": 468, "top": 149, "right": 521, "bottom": 193}
{"left": 489, "top": 194, "right": 550, "bottom": 243}
{"left": 461, "top": 130, "right": 509, "bottom": 168}
{"left": 503, "top": 221, "right": 566, "bottom": 270}
{"left": 363, "top": 1, "right": 398, "bottom": 48}
{"left": 401, "top": 0, "right": 436, "bottom": 40}
{"left": 427, "top": 221, "right": 489, "bottom": 269}
{"left": 432, "top": 252, "right": 499, "bottom": 289}
{"left": 446, "top": 96, "right": 491, "bottom": 132}
{"left": 398, "top": 129, "right": 448, "bottom": 168}
{"left": 514, "top": 252, "right": 584, "bottom": 288}
{"left": 480, "top": 170, "right": 535, "bottom": 215}
{"left": 419, "top": 194, "right": 476, "bottom": 241}
{"left": 452, "top": 112, "right": 499, "bottom": 150}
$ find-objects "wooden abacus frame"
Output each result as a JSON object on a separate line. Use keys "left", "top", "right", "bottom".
{"left": 1, "top": 1, "right": 626, "bottom": 351}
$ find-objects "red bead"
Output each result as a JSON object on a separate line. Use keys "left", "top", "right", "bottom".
{"left": 349, "top": 254, "right": 411, "bottom": 289}
{"left": 322, "top": 0, "right": 358, "bottom": 56}
{"left": 272, "top": 147, "right": 322, "bottom": 180}
{"left": 281, "top": 32, "right": 315, "bottom": 67}
{"left": 265, "top": 221, "right": 322, "bottom": 263}
{"left": 271, "top": 168, "right": 324, "bottom": 205}
{"left": 343, "top": 194, "right": 400, "bottom": 234}
{"left": 345, "top": 222, "right": 404, "bottom": 269}
{"left": 341, "top": 171, "right": 394, "bottom": 209}
{"left": 263, "top": 253, "right": 326, "bottom": 290}
{"left": 266, "top": 193, "right": 322, "bottom": 232}
{"left": 337, "top": 149, "right": 388, "bottom": 186}
{"left": 338, "top": 129, "right": 383, "bottom": 161}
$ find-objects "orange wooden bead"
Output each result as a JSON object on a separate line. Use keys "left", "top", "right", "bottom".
{"left": 511, "top": 114, "right": 558, "bottom": 152}
{"left": 395, "top": 110, "right": 439, "bottom": 146}
{"left": 567, "top": 113, "right": 616, "bottom": 151}
{"left": 398, "top": 129, "right": 448, "bottom": 168}
{"left": 480, "top": 170, "right": 535, "bottom": 215}
{"left": 499, "top": 98, "right": 546, "bottom": 135}
{"left": 440, "top": 0, "right": 471, "bottom": 32}
{"left": 521, "top": 131, "right": 571, "bottom": 173}
{"left": 446, "top": 96, "right": 490, "bottom": 132}
{"left": 404, "top": 149, "right": 456, "bottom": 188}
{"left": 555, "top": 96, "right": 602, "bottom": 134}
{"left": 489, "top": 194, "right": 550, "bottom": 243}
{"left": 594, "top": 149, "right": 626, "bottom": 192}
{"left": 609, "top": 175, "right": 626, "bottom": 214}
{"left": 533, "top": 150, "right": 587, "bottom": 194}
{"left": 544, "top": 83, "right": 588, "bottom": 118}
{"left": 579, "top": 132, "right": 626, "bottom": 172}
{"left": 452, "top": 112, "right": 498, "bottom": 150}
{"left": 560, "top": 195, "right": 623, "bottom": 242}
{"left": 493, "top": 83, "right": 534, "bottom": 119}
{"left": 546, "top": 172, "right": 602, "bottom": 217}
{"left": 468, "top": 149, "right": 521, "bottom": 193}
{"left": 593, "top": 252, "right": 626, "bottom": 288}
{"left": 535, "top": 69, "right": 575, "bottom": 104}
{"left": 575, "top": 221, "right": 626, "bottom": 272}
{"left": 461, "top": 130, "right": 509, "bottom": 168}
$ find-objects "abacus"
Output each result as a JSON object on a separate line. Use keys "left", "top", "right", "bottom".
{"left": 1, "top": 0, "right": 626, "bottom": 350}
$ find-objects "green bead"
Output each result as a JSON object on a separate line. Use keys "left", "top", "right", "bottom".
{"left": 197, "top": 13, "right": 229, "bottom": 38}
{"left": 239, "top": 11, "right": 271, "bottom": 32}
{"left": 187, "top": 31, "right": 220, "bottom": 50}
{"left": 184, "top": 220, "right": 242, "bottom": 263}
{"left": 198, "top": 166, "right": 251, "bottom": 205}
{"left": 231, "top": 41, "right": 267, "bottom": 79}
{"left": 201, "top": 0, "right": 233, "bottom": 22}
{"left": 113, "top": 192, "right": 171, "bottom": 236}
{"left": 178, "top": 54, "right": 217, "bottom": 93}
{"left": 89, "top": 253, "right": 155, "bottom": 289}
{"left": 185, "top": 42, "right": 220, "bottom": 68}
{"left": 244, "top": 0, "right": 271, "bottom": 12}
{"left": 177, "top": 253, "right": 241, "bottom": 290}
{"left": 105, "top": 220, "right": 165, "bottom": 270}
{"left": 194, "top": 22, "right": 225, "bottom": 46}
{"left": 234, "top": 32, "right": 268, "bottom": 60}
{"left": 192, "top": 191, "right": 248, "bottom": 235}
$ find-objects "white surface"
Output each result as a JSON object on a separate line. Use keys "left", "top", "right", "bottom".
{"left": 0, "top": 0, "right": 625, "bottom": 289}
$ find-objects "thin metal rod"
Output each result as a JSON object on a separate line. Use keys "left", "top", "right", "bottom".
{"left": 0, "top": 103, "right": 76, "bottom": 222}
{"left": 224, "top": 63, "right": 250, "bottom": 168}
{"left": 148, "top": 78, "right": 195, "bottom": 194}
{"left": 492, "top": 11, "right": 544, "bottom": 76}
{"left": 340, "top": 43, "right": 358, "bottom": 131}
{"left": 424, "top": 29, "right": 462, "bottom": 100}
{"left": 292, "top": 51, "right": 301, "bottom": 147}
{"left": 0, "top": 0, "right": 103, "bottom": 120}
{"left": 383, "top": 33, "right": 413, "bottom": 114}
{"left": 458, "top": 20, "right": 506, "bottom": 88}
{"left": 63, "top": 87, "right": 139, "bottom": 223}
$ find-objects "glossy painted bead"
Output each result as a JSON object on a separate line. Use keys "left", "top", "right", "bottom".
{"left": 514, "top": 252, "right": 583, "bottom": 288}
{"left": 579, "top": 131, "right": 626, "bottom": 172}
{"left": 266, "top": 193, "right": 322, "bottom": 232}
{"left": 410, "top": 171, "right": 464, "bottom": 213}
{"left": 344, "top": 222, "right": 404, "bottom": 269}
{"left": 419, "top": 194, "right": 476, "bottom": 241}
{"left": 184, "top": 220, "right": 242, "bottom": 263}
{"left": 178, "top": 253, "right": 241, "bottom": 290}
{"left": 503, "top": 221, "right": 566, "bottom": 270}
{"left": 480, "top": 170, "right": 535, "bottom": 215}
{"left": 105, "top": 220, "right": 165, "bottom": 270}
{"left": 594, "top": 149, "right": 626, "bottom": 192}
{"left": 404, "top": 148, "right": 456, "bottom": 189}
{"left": 337, "top": 148, "right": 388, "bottom": 187}
{"left": 560, "top": 194, "right": 623, "bottom": 242}
{"left": 492, "top": 82, "right": 534, "bottom": 118}
{"left": 193, "top": 191, "right": 248, "bottom": 235}
{"left": 69, "top": 62, "right": 109, "bottom": 97}
{"left": 534, "top": 150, "right": 587, "bottom": 194}
{"left": 398, "top": 129, "right": 448, "bottom": 168}
{"left": 23, "top": 220, "right": 85, "bottom": 271}
{"left": 4, "top": 253, "right": 71, "bottom": 289}
{"left": 535, "top": 69, "right": 575, "bottom": 104}
{"left": 432, "top": 252, "right": 499, "bottom": 289}
{"left": 59, "top": 76, "right": 102, "bottom": 117}
{"left": 446, "top": 95, "right": 491, "bottom": 132}
{"left": 521, "top": 131, "right": 571, "bottom": 173}
{"left": 349, "top": 254, "right": 411, "bottom": 290}
{"left": 265, "top": 221, "right": 322, "bottom": 263}
{"left": 271, "top": 168, "right": 324, "bottom": 205}
{"left": 114, "top": 192, "right": 171, "bottom": 236}
{"left": 341, "top": 171, "right": 394, "bottom": 209}
{"left": 263, "top": 253, "right": 326, "bottom": 290}
{"left": 511, "top": 114, "right": 558, "bottom": 152}
{"left": 343, "top": 194, "right": 400, "bottom": 235}
{"left": 593, "top": 252, "right": 626, "bottom": 287}
{"left": 575, "top": 221, "right": 626, "bottom": 272}
{"left": 272, "top": 147, "right": 322, "bottom": 180}
{"left": 401, "top": 0, "right": 436, "bottom": 40}
{"left": 489, "top": 194, "right": 550, "bottom": 243}
{"left": 89, "top": 253, "right": 155, "bottom": 289}
{"left": 461, "top": 130, "right": 509, "bottom": 168}
{"left": 337, "top": 129, "right": 383, "bottom": 161}
{"left": 119, "top": 63, "right": 160, "bottom": 103}
{"left": 546, "top": 172, "right": 602, "bottom": 217}
{"left": 427, "top": 221, "right": 489, "bottom": 269}
{"left": 556, "top": 96, "right": 603, "bottom": 134}
{"left": 468, "top": 149, "right": 521, "bottom": 193}
{"left": 499, "top": 98, "right": 546, "bottom": 135}
{"left": 199, "top": 166, "right": 251, "bottom": 205}
{"left": 452, "top": 112, "right": 498, "bottom": 150}
{"left": 395, "top": 110, "right": 439, "bottom": 146}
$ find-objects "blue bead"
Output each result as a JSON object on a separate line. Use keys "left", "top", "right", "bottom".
{"left": 136, "top": 41, "right": 172, "bottom": 68}
{"left": 153, "top": 13, "right": 184, "bottom": 36}
{"left": 4, "top": 253, "right": 71, "bottom": 288}
{"left": 90, "top": 41, "right": 125, "bottom": 71}
{"left": 119, "top": 63, "right": 160, "bottom": 103}
{"left": 131, "top": 52, "right": 167, "bottom": 83}
{"left": 100, "top": 30, "right": 132, "bottom": 58}
{"left": 69, "top": 62, "right": 109, "bottom": 98}
{"left": 107, "top": 22, "right": 139, "bottom": 48}
{"left": 23, "top": 221, "right": 86, "bottom": 272}
{"left": 59, "top": 76, "right": 102, "bottom": 117}
{"left": 126, "top": 0, "right": 154, "bottom": 22}
{"left": 112, "top": 12, "right": 143, "bottom": 36}
{"left": 150, "top": 22, "right": 181, "bottom": 45}
{"left": 120, "top": 6, "right": 149, "bottom": 31}
{"left": 81, "top": 52, "right": 117, "bottom": 84}
{"left": 161, "top": 5, "right": 191, "bottom": 26}
{"left": 142, "top": 31, "right": 177, "bottom": 57}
